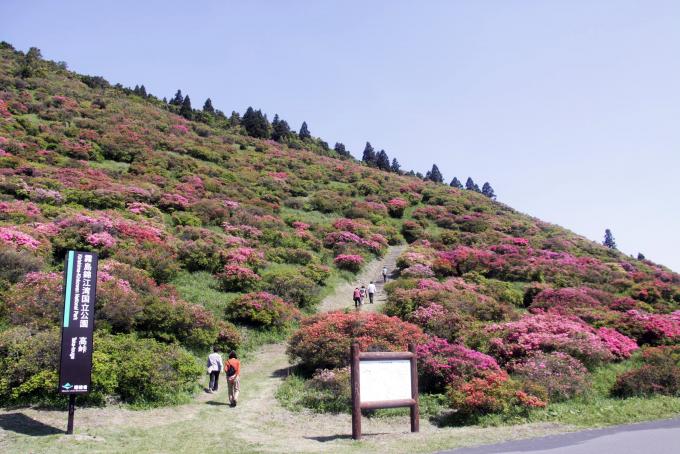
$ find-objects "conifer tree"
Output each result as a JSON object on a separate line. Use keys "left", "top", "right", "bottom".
{"left": 242, "top": 107, "right": 270, "bottom": 138}
{"left": 299, "top": 121, "right": 311, "bottom": 140}
{"left": 450, "top": 177, "right": 463, "bottom": 189}
{"left": 603, "top": 229, "right": 617, "bottom": 250}
{"left": 391, "top": 158, "right": 401, "bottom": 173}
{"left": 406, "top": 170, "right": 416, "bottom": 177}
{"left": 362, "top": 142, "right": 376, "bottom": 167}
{"left": 271, "top": 114, "right": 291, "bottom": 141}
{"left": 179, "top": 95, "right": 192, "bottom": 119}
{"left": 416, "top": 172, "right": 424, "bottom": 179}
{"left": 376, "top": 150, "right": 391, "bottom": 170}
{"left": 637, "top": 252, "right": 646, "bottom": 260}
{"left": 482, "top": 182, "right": 496, "bottom": 199}
{"left": 18, "top": 47, "right": 44, "bottom": 78}
{"left": 229, "top": 111, "right": 241, "bottom": 127}
{"left": 203, "top": 98, "right": 215, "bottom": 114}
{"left": 465, "top": 177, "right": 479, "bottom": 192}
{"left": 427, "top": 164, "right": 444, "bottom": 183}
{"left": 334, "top": 142, "right": 349, "bottom": 157}
{"left": 170, "top": 89, "right": 183, "bottom": 106}
{"left": 139, "top": 85, "right": 147, "bottom": 97}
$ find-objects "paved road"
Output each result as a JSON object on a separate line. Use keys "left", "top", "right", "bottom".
{"left": 440, "top": 418, "right": 680, "bottom": 454}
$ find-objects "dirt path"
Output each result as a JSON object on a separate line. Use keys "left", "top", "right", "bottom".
{"left": 320, "top": 244, "right": 405, "bottom": 313}
{"left": 0, "top": 246, "right": 571, "bottom": 453}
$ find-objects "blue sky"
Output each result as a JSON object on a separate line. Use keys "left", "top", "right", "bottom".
{"left": 3, "top": 0, "right": 679, "bottom": 271}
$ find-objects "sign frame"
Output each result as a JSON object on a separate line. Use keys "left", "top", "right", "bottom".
{"left": 350, "top": 343, "right": 419, "bottom": 440}
{"left": 58, "top": 250, "right": 98, "bottom": 434}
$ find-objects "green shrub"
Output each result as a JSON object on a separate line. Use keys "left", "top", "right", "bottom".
{"left": 0, "top": 244, "right": 43, "bottom": 284}
{"left": 262, "top": 268, "right": 320, "bottom": 308}
{"left": 611, "top": 347, "right": 680, "bottom": 398}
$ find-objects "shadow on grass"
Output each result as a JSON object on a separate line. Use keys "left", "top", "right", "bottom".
{"left": 304, "top": 434, "right": 356, "bottom": 442}
{"left": 271, "top": 366, "right": 292, "bottom": 379}
{"left": 205, "top": 401, "right": 231, "bottom": 406}
{"left": 0, "top": 413, "right": 63, "bottom": 436}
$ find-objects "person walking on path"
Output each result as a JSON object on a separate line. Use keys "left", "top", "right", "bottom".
{"left": 353, "top": 287, "right": 362, "bottom": 308}
{"left": 382, "top": 266, "right": 389, "bottom": 283}
{"left": 206, "top": 346, "right": 223, "bottom": 393}
{"left": 360, "top": 285, "right": 367, "bottom": 305}
{"left": 367, "top": 281, "right": 376, "bottom": 304}
{"left": 225, "top": 350, "right": 241, "bottom": 407}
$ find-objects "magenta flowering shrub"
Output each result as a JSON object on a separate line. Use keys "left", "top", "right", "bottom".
{"left": 510, "top": 352, "right": 588, "bottom": 401}
{"left": 609, "top": 310, "right": 680, "bottom": 346}
{"left": 387, "top": 197, "right": 408, "bottom": 218}
{"left": 223, "top": 247, "right": 265, "bottom": 268}
{"left": 0, "top": 227, "right": 41, "bottom": 250}
{"left": 333, "top": 254, "right": 364, "bottom": 272}
{"left": 417, "top": 337, "right": 501, "bottom": 392}
{"left": 86, "top": 231, "right": 117, "bottom": 249}
{"left": 218, "top": 264, "right": 261, "bottom": 291}
{"left": 225, "top": 291, "right": 301, "bottom": 328}
{"left": 487, "top": 314, "right": 637, "bottom": 367}
{"left": 401, "top": 264, "right": 435, "bottom": 278}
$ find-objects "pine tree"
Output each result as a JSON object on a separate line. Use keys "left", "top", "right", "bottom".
{"left": 637, "top": 252, "right": 646, "bottom": 260}
{"left": 334, "top": 142, "right": 349, "bottom": 157}
{"left": 416, "top": 172, "right": 424, "bottom": 179}
{"left": 179, "top": 95, "right": 192, "bottom": 119}
{"left": 482, "top": 182, "right": 496, "bottom": 199}
{"left": 170, "top": 89, "right": 183, "bottom": 106}
{"left": 229, "top": 111, "right": 241, "bottom": 127}
{"left": 203, "top": 98, "right": 215, "bottom": 114}
{"left": 465, "top": 177, "right": 477, "bottom": 191}
{"left": 139, "top": 85, "right": 147, "bottom": 97}
{"left": 391, "top": 158, "right": 401, "bottom": 173}
{"left": 376, "top": 150, "right": 390, "bottom": 170}
{"left": 450, "top": 177, "right": 463, "bottom": 189}
{"left": 603, "top": 229, "right": 617, "bottom": 250}
{"left": 271, "top": 114, "right": 291, "bottom": 141}
{"left": 406, "top": 170, "right": 416, "bottom": 177}
{"left": 427, "top": 164, "right": 443, "bottom": 183}
{"left": 18, "top": 47, "right": 44, "bottom": 78}
{"left": 242, "top": 107, "right": 270, "bottom": 138}
{"left": 299, "top": 121, "right": 311, "bottom": 140}
{"left": 362, "top": 142, "right": 376, "bottom": 167}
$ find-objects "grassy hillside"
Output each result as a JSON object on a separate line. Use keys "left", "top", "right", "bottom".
{"left": 0, "top": 42, "right": 678, "bottom": 416}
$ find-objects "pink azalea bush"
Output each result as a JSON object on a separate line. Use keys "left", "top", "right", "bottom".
{"left": 218, "top": 264, "right": 261, "bottom": 291}
{"left": 333, "top": 254, "right": 364, "bottom": 272}
{"left": 487, "top": 313, "right": 638, "bottom": 367}
{"left": 417, "top": 336, "right": 501, "bottom": 392}
{"left": 387, "top": 197, "right": 408, "bottom": 218}
{"left": 0, "top": 227, "right": 41, "bottom": 250}
{"left": 225, "top": 291, "right": 301, "bottom": 328}
{"left": 510, "top": 352, "right": 589, "bottom": 401}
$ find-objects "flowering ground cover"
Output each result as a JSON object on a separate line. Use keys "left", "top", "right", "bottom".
{"left": 0, "top": 43, "right": 679, "bottom": 426}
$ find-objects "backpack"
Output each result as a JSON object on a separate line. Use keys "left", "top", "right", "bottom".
{"left": 226, "top": 360, "right": 236, "bottom": 378}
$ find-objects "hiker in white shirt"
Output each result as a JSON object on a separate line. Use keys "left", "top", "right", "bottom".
{"left": 367, "top": 281, "right": 376, "bottom": 304}
{"left": 207, "top": 347, "right": 223, "bottom": 393}
{"left": 382, "top": 266, "right": 388, "bottom": 283}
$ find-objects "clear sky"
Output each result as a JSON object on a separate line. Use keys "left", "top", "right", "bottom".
{"left": 3, "top": 0, "right": 679, "bottom": 271}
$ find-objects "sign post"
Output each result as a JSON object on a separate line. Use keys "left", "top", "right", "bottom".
{"left": 58, "top": 250, "right": 98, "bottom": 435}
{"left": 350, "top": 343, "right": 419, "bottom": 440}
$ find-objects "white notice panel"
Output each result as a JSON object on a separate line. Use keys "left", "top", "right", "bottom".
{"left": 359, "top": 359, "right": 411, "bottom": 403}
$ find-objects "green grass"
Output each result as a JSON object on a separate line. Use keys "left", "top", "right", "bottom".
{"left": 89, "top": 159, "right": 131, "bottom": 173}
{"left": 171, "top": 270, "right": 240, "bottom": 316}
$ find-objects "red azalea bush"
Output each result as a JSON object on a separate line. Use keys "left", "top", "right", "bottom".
{"left": 510, "top": 352, "right": 589, "bottom": 401}
{"left": 333, "top": 254, "right": 364, "bottom": 272}
{"left": 287, "top": 311, "right": 427, "bottom": 371}
{"left": 417, "top": 336, "right": 501, "bottom": 392}
{"left": 487, "top": 313, "right": 638, "bottom": 368}
{"left": 218, "top": 264, "right": 261, "bottom": 291}
{"left": 225, "top": 291, "right": 301, "bottom": 328}
{"left": 447, "top": 371, "right": 546, "bottom": 420}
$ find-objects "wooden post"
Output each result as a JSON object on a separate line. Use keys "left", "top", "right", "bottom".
{"left": 66, "top": 394, "right": 76, "bottom": 434}
{"left": 351, "top": 343, "right": 361, "bottom": 440}
{"left": 409, "top": 343, "right": 419, "bottom": 433}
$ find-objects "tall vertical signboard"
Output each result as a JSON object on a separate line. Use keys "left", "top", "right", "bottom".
{"left": 58, "top": 250, "right": 98, "bottom": 434}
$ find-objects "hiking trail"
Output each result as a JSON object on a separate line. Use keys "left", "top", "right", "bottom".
{"left": 0, "top": 245, "right": 568, "bottom": 453}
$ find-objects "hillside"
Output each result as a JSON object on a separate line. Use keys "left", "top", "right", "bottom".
{"left": 0, "top": 40, "right": 679, "bottom": 422}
